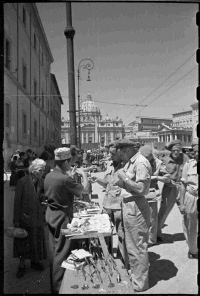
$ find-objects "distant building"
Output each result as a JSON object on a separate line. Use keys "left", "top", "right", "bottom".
{"left": 126, "top": 116, "right": 172, "bottom": 145}
{"left": 190, "top": 102, "right": 198, "bottom": 142}
{"left": 124, "top": 126, "right": 134, "bottom": 139}
{"left": 172, "top": 110, "right": 193, "bottom": 129}
{"left": 4, "top": 3, "right": 62, "bottom": 169}
{"left": 61, "top": 92, "right": 125, "bottom": 149}
{"left": 129, "top": 116, "right": 173, "bottom": 132}
{"left": 157, "top": 123, "right": 192, "bottom": 144}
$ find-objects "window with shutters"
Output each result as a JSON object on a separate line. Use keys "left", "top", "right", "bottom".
{"left": 23, "top": 6, "right": 26, "bottom": 27}
{"left": 42, "top": 126, "right": 44, "bottom": 140}
{"left": 22, "top": 112, "right": 27, "bottom": 134}
{"left": 5, "top": 38, "right": 11, "bottom": 70}
{"left": 5, "top": 103, "right": 10, "bottom": 128}
{"left": 22, "top": 61, "right": 27, "bottom": 89}
{"left": 34, "top": 33, "right": 37, "bottom": 50}
{"left": 41, "top": 91, "right": 44, "bottom": 109}
{"left": 34, "top": 120, "right": 37, "bottom": 138}
{"left": 34, "top": 79, "right": 37, "bottom": 100}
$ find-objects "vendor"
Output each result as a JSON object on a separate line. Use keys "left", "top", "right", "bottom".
{"left": 44, "top": 147, "right": 89, "bottom": 294}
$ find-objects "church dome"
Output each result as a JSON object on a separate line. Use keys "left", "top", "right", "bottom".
{"left": 81, "top": 92, "right": 101, "bottom": 114}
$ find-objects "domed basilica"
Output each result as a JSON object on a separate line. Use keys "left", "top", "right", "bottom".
{"left": 61, "top": 92, "right": 124, "bottom": 149}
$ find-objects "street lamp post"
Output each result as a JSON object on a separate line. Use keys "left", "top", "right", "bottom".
{"left": 77, "top": 58, "right": 94, "bottom": 148}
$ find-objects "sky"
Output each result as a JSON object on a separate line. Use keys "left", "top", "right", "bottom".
{"left": 36, "top": 2, "right": 198, "bottom": 125}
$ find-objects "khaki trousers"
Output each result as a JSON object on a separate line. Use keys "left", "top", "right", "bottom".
{"left": 182, "top": 192, "right": 198, "bottom": 254}
{"left": 122, "top": 196, "right": 150, "bottom": 292}
{"left": 148, "top": 200, "right": 158, "bottom": 245}
{"left": 157, "top": 185, "right": 179, "bottom": 236}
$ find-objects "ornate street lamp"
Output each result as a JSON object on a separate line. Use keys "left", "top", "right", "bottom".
{"left": 77, "top": 58, "right": 94, "bottom": 148}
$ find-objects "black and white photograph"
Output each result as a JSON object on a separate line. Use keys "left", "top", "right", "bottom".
{"left": 3, "top": 0, "right": 198, "bottom": 294}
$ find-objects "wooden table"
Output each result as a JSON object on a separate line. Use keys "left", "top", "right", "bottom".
{"left": 59, "top": 258, "right": 133, "bottom": 294}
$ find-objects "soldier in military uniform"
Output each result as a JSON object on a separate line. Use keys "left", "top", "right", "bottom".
{"left": 91, "top": 141, "right": 129, "bottom": 268}
{"left": 157, "top": 140, "right": 189, "bottom": 241}
{"left": 113, "top": 139, "right": 151, "bottom": 292}
{"left": 179, "top": 140, "right": 198, "bottom": 259}
{"left": 140, "top": 145, "right": 171, "bottom": 246}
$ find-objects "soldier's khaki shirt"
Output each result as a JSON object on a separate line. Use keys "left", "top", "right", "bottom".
{"left": 181, "top": 159, "right": 198, "bottom": 197}
{"left": 119, "top": 152, "right": 152, "bottom": 198}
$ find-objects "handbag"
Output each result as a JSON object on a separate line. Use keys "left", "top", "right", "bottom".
{"left": 4, "top": 226, "right": 28, "bottom": 238}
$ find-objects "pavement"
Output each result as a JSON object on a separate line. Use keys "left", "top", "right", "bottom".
{"left": 4, "top": 171, "right": 198, "bottom": 294}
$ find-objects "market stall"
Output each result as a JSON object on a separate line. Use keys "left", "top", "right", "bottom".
{"left": 59, "top": 201, "right": 132, "bottom": 294}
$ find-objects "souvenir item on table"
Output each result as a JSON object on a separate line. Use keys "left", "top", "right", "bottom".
{"left": 62, "top": 213, "right": 112, "bottom": 236}
{"left": 73, "top": 201, "right": 101, "bottom": 217}
{"left": 61, "top": 249, "right": 92, "bottom": 270}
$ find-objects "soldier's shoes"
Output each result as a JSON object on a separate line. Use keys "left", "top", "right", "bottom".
{"left": 148, "top": 242, "right": 156, "bottom": 247}
{"left": 188, "top": 252, "right": 198, "bottom": 259}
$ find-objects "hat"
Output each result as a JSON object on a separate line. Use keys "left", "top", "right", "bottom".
{"left": 117, "top": 139, "right": 140, "bottom": 149}
{"left": 193, "top": 145, "right": 198, "bottom": 152}
{"left": 70, "top": 145, "right": 80, "bottom": 151}
{"left": 54, "top": 147, "right": 72, "bottom": 160}
{"left": 108, "top": 140, "right": 119, "bottom": 148}
{"left": 165, "top": 140, "right": 182, "bottom": 151}
{"left": 192, "top": 139, "right": 198, "bottom": 147}
{"left": 192, "top": 139, "right": 198, "bottom": 151}
{"left": 140, "top": 145, "right": 154, "bottom": 160}
{"left": 87, "top": 150, "right": 91, "bottom": 153}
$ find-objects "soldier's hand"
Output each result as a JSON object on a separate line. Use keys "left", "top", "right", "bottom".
{"left": 179, "top": 204, "right": 186, "bottom": 215}
{"left": 90, "top": 176, "right": 97, "bottom": 183}
{"left": 117, "top": 170, "right": 127, "bottom": 180}
{"left": 75, "top": 168, "right": 86, "bottom": 176}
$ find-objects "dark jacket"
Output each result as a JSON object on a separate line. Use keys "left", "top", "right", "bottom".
{"left": 13, "top": 175, "right": 46, "bottom": 260}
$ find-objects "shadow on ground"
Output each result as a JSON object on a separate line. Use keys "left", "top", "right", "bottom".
{"left": 149, "top": 251, "right": 178, "bottom": 288}
{"left": 157, "top": 232, "right": 185, "bottom": 245}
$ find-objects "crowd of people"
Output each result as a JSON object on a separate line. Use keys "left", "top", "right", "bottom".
{"left": 91, "top": 138, "right": 198, "bottom": 292}
{"left": 10, "top": 138, "right": 198, "bottom": 293}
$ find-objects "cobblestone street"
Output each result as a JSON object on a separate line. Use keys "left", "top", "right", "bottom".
{"left": 4, "top": 172, "right": 198, "bottom": 294}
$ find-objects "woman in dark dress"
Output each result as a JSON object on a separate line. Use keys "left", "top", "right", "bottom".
{"left": 10, "top": 156, "right": 18, "bottom": 186}
{"left": 13, "top": 158, "right": 47, "bottom": 278}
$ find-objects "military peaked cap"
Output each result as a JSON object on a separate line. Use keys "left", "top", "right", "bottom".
{"left": 165, "top": 139, "right": 182, "bottom": 151}
{"left": 117, "top": 138, "right": 140, "bottom": 148}
{"left": 192, "top": 138, "right": 198, "bottom": 147}
{"left": 108, "top": 140, "right": 119, "bottom": 148}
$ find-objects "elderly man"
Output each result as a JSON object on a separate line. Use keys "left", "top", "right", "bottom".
{"left": 91, "top": 141, "right": 129, "bottom": 268}
{"left": 179, "top": 140, "right": 198, "bottom": 259}
{"left": 140, "top": 145, "right": 171, "bottom": 246}
{"left": 44, "top": 148, "right": 89, "bottom": 294}
{"left": 157, "top": 139, "right": 189, "bottom": 241}
{"left": 113, "top": 139, "right": 151, "bottom": 292}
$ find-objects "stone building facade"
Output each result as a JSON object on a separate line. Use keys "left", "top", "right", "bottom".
{"left": 61, "top": 93, "right": 124, "bottom": 149}
{"left": 190, "top": 102, "right": 198, "bottom": 142}
{"left": 172, "top": 110, "right": 193, "bottom": 128}
{"left": 157, "top": 124, "right": 192, "bottom": 144}
{"left": 4, "top": 3, "right": 63, "bottom": 169}
{"left": 129, "top": 116, "right": 173, "bottom": 132}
